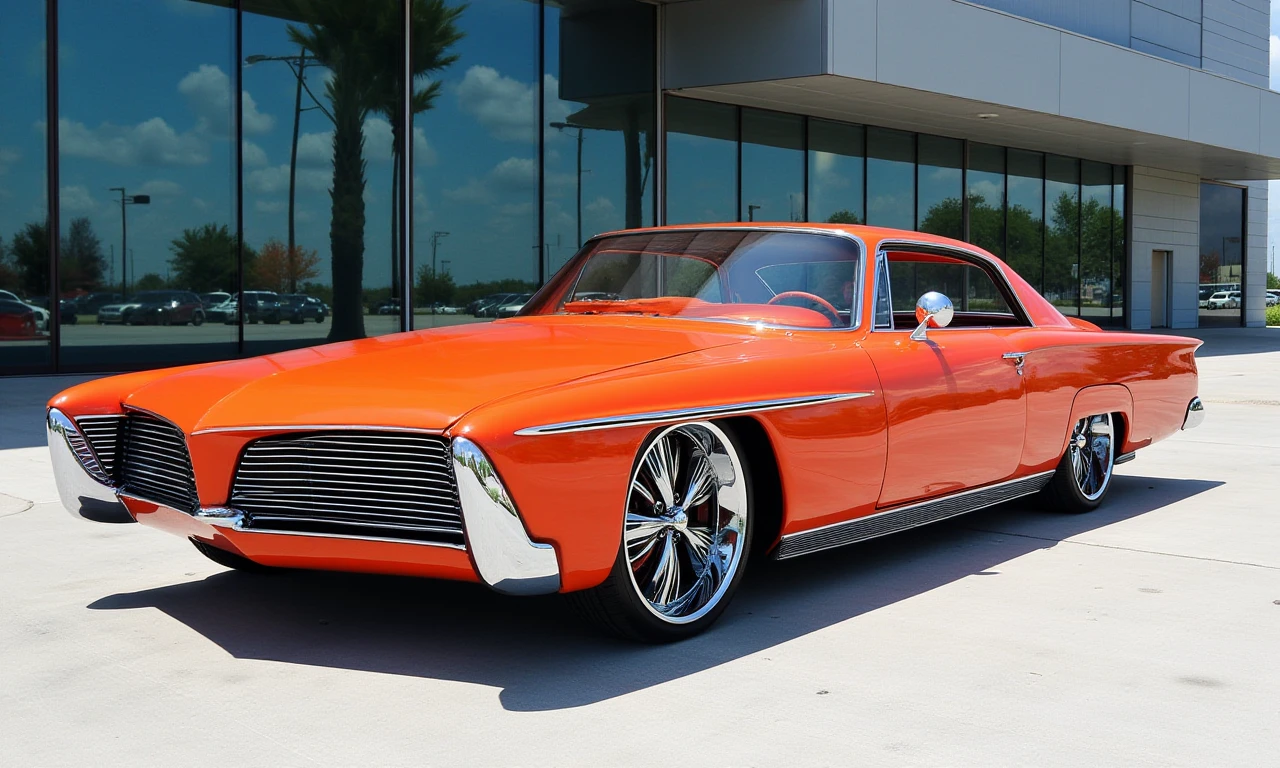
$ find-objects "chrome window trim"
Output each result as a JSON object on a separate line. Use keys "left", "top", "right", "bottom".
{"left": 553, "top": 226, "right": 869, "bottom": 334}
{"left": 191, "top": 424, "right": 445, "bottom": 436}
{"left": 872, "top": 237, "right": 1036, "bottom": 331}
{"left": 872, "top": 251, "right": 893, "bottom": 330}
{"left": 514, "top": 392, "right": 874, "bottom": 436}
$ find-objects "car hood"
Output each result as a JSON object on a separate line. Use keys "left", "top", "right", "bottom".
{"left": 122, "top": 317, "right": 753, "bottom": 433}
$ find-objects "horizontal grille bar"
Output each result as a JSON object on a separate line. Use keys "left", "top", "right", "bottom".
{"left": 76, "top": 415, "right": 126, "bottom": 479}
{"left": 230, "top": 431, "right": 464, "bottom": 546}
{"left": 119, "top": 414, "right": 199, "bottom": 513}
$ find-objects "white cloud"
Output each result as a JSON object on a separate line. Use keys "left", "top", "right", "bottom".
{"left": 136, "top": 179, "right": 184, "bottom": 199}
{"left": 243, "top": 141, "right": 268, "bottom": 167}
{"left": 59, "top": 185, "right": 98, "bottom": 214}
{"left": 442, "top": 178, "right": 490, "bottom": 204}
{"left": 585, "top": 196, "right": 615, "bottom": 215}
{"left": 178, "top": 64, "right": 274, "bottom": 136}
{"left": 443, "top": 156, "right": 537, "bottom": 204}
{"left": 456, "top": 66, "right": 573, "bottom": 143}
{"left": 0, "top": 147, "right": 19, "bottom": 175}
{"left": 255, "top": 199, "right": 286, "bottom": 214}
{"left": 56, "top": 116, "right": 209, "bottom": 166}
{"left": 246, "top": 163, "right": 330, "bottom": 195}
{"left": 297, "top": 119, "right": 436, "bottom": 167}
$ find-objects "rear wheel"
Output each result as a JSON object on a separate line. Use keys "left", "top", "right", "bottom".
{"left": 570, "top": 421, "right": 752, "bottom": 642}
{"left": 190, "top": 538, "right": 274, "bottom": 572}
{"left": 1043, "top": 413, "right": 1116, "bottom": 513}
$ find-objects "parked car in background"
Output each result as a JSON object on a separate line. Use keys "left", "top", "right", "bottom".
{"left": 25, "top": 296, "right": 79, "bottom": 326}
{"left": 1198, "top": 287, "right": 1213, "bottom": 308}
{"left": 200, "top": 292, "right": 231, "bottom": 309}
{"left": 127, "top": 291, "right": 206, "bottom": 326}
{"left": 75, "top": 292, "right": 123, "bottom": 315}
{"left": 475, "top": 293, "right": 518, "bottom": 318}
{"left": 226, "top": 291, "right": 281, "bottom": 324}
{"left": 279, "top": 294, "right": 327, "bottom": 324}
{"left": 495, "top": 293, "right": 533, "bottom": 318}
{"left": 1266, "top": 290, "right": 1279, "bottom": 307}
{"left": 205, "top": 297, "right": 237, "bottom": 323}
{"left": 95, "top": 298, "right": 144, "bottom": 325}
{"left": 1206, "top": 291, "right": 1237, "bottom": 310}
{"left": 0, "top": 299, "right": 37, "bottom": 337}
{"left": 0, "top": 290, "right": 50, "bottom": 331}
{"left": 374, "top": 299, "right": 401, "bottom": 316}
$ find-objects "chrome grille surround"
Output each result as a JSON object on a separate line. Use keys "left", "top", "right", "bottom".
{"left": 229, "top": 431, "right": 465, "bottom": 546}
{"left": 75, "top": 415, "right": 126, "bottom": 480}
{"left": 119, "top": 413, "right": 200, "bottom": 513}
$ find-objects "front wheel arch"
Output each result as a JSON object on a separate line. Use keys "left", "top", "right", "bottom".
{"left": 718, "top": 415, "right": 783, "bottom": 562}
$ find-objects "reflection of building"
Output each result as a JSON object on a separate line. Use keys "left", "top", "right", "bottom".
{"left": 0, "top": 0, "right": 1274, "bottom": 375}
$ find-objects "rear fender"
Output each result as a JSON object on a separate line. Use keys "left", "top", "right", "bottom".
{"left": 1062, "top": 384, "right": 1134, "bottom": 458}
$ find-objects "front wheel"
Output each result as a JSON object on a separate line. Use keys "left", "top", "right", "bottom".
{"left": 570, "top": 421, "right": 753, "bottom": 642}
{"left": 1043, "top": 413, "right": 1116, "bottom": 513}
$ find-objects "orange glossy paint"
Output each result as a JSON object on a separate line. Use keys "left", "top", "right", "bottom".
{"left": 49, "top": 223, "right": 1201, "bottom": 593}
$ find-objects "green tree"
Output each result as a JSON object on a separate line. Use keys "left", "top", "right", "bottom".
{"left": 414, "top": 265, "right": 456, "bottom": 307}
{"left": 825, "top": 209, "right": 862, "bottom": 225}
{"left": 8, "top": 221, "right": 50, "bottom": 298}
{"left": 134, "top": 273, "right": 167, "bottom": 291}
{"left": 168, "top": 223, "right": 253, "bottom": 292}
{"left": 61, "top": 217, "right": 106, "bottom": 292}
{"left": 0, "top": 235, "right": 15, "bottom": 292}
{"left": 1267, "top": 272, "right": 1279, "bottom": 290}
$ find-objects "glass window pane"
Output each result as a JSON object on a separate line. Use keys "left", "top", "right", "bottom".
{"left": 967, "top": 143, "right": 1005, "bottom": 258}
{"left": 866, "top": 127, "right": 914, "bottom": 230}
{"left": 666, "top": 98, "right": 737, "bottom": 224}
{"left": 1112, "top": 165, "right": 1126, "bottom": 322}
{"left": 1080, "top": 161, "right": 1112, "bottom": 321}
{"left": 1199, "top": 182, "right": 1245, "bottom": 327}
{"left": 1045, "top": 155, "right": 1080, "bottom": 316}
{"left": 740, "top": 109, "right": 804, "bottom": 223}
{"left": 59, "top": 0, "right": 237, "bottom": 369}
{"left": 406, "top": 0, "right": 538, "bottom": 327}
{"left": 807, "top": 119, "right": 864, "bottom": 225}
{"left": 543, "top": 0, "right": 655, "bottom": 277}
{"left": 0, "top": 1, "right": 50, "bottom": 372}
{"left": 916, "top": 135, "right": 962, "bottom": 239}
{"left": 1006, "top": 149, "right": 1044, "bottom": 290}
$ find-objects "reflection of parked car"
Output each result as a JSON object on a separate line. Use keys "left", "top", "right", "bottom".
{"left": 495, "top": 293, "right": 533, "bottom": 319}
{"left": 225, "top": 291, "right": 281, "bottom": 324}
{"left": 128, "top": 291, "right": 206, "bottom": 326}
{"left": 1266, "top": 291, "right": 1279, "bottom": 307}
{"left": 475, "top": 293, "right": 518, "bottom": 318}
{"left": 0, "top": 290, "right": 50, "bottom": 331}
{"left": 0, "top": 299, "right": 37, "bottom": 337}
{"left": 375, "top": 299, "right": 401, "bottom": 316}
{"left": 1198, "top": 287, "right": 1213, "bottom": 309}
{"left": 205, "top": 298, "right": 237, "bottom": 323}
{"left": 200, "top": 291, "right": 231, "bottom": 309}
{"left": 279, "top": 294, "right": 327, "bottom": 324}
{"left": 1206, "top": 291, "right": 1237, "bottom": 310}
{"left": 76, "top": 292, "right": 123, "bottom": 315}
{"left": 96, "top": 299, "right": 144, "bottom": 325}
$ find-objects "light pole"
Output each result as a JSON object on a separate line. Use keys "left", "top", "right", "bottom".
{"left": 747, "top": 204, "right": 762, "bottom": 222}
{"left": 109, "top": 187, "right": 149, "bottom": 297}
{"left": 246, "top": 48, "right": 329, "bottom": 293}
{"left": 441, "top": 260, "right": 451, "bottom": 275}
{"left": 430, "top": 231, "right": 449, "bottom": 314}
{"left": 550, "top": 122, "right": 586, "bottom": 248}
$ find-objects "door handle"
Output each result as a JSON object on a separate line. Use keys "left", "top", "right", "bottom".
{"left": 1002, "top": 352, "right": 1026, "bottom": 376}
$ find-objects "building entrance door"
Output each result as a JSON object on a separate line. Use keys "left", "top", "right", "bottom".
{"left": 1151, "top": 250, "right": 1170, "bottom": 328}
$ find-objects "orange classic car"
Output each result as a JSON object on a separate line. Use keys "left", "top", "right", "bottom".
{"left": 47, "top": 224, "right": 1204, "bottom": 641}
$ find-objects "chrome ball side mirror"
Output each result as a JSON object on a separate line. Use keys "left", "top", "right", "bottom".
{"left": 910, "top": 291, "right": 954, "bottom": 341}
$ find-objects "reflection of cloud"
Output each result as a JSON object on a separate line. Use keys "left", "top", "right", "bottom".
{"left": 442, "top": 178, "right": 490, "bottom": 204}
{"left": 456, "top": 66, "right": 571, "bottom": 143}
{"left": 255, "top": 199, "right": 286, "bottom": 214}
{"left": 296, "top": 119, "right": 435, "bottom": 167}
{"left": 136, "top": 179, "right": 184, "bottom": 199}
{"left": 812, "top": 151, "right": 850, "bottom": 190}
{"left": 968, "top": 179, "right": 1003, "bottom": 206}
{"left": 585, "top": 196, "right": 614, "bottom": 215}
{"left": 243, "top": 141, "right": 268, "bottom": 167}
{"left": 443, "top": 156, "right": 536, "bottom": 204}
{"left": 179, "top": 64, "right": 274, "bottom": 136}
{"left": 246, "top": 164, "right": 330, "bottom": 195}
{"left": 55, "top": 117, "right": 209, "bottom": 166}
{"left": 59, "top": 185, "right": 98, "bottom": 214}
{"left": 0, "top": 148, "right": 19, "bottom": 174}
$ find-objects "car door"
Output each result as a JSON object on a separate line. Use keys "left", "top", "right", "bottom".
{"left": 862, "top": 245, "right": 1028, "bottom": 508}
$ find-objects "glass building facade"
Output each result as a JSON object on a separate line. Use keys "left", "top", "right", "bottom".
{"left": 1, "top": 2, "right": 1134, "bottom": 376}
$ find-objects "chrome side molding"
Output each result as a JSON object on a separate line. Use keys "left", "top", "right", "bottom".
{"left": 1182, "top": 397, "right": 1205, "bottom": 430}
{"left": 775, "top": 470, "right": 1055, "bottom": 560}
{"left": 451, "top": 437, "right": 561, "bottom": 595}
{"left": 514, "top": 393, "right": 874, "bottom": 436}
{"left": 46, "top": 408, "right": 131, "bottom": 522}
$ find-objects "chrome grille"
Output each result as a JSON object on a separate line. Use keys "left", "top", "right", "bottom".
{"left": 119, "top": 414, "right": 199, "bottom": 513}
{"left": 76, "top": 415, "right": 126, "bottom": 479}
{"left": 230, "top": 432, "right": 464, "bottom": 546}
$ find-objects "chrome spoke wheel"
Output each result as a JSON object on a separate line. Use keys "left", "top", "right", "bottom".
{"left": 1069, "top": 413, "right": 1114, "bottom": 502}
{"left": 624, "top": 422, "right": 748, "bottom": 625}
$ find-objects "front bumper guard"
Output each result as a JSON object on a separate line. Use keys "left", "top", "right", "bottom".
{"left": 47, "top": 409, "right": 561, "bottom": 595}
{"left": 1182, "top": 396, "right": 1205, "bottom": 430}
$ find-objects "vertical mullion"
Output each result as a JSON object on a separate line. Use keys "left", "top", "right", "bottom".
{"left": 735, "top": 107, "right": 742, "bottom": 222}
{"left": 961, "top": 139, "right": 970, "bottom": 243}
{"left": 801, "top": 115, "right": 809, "bottom": 223}
{"left": 862, "top": 125, "right": 868, "bottom": 225}
{"left": 401, "top": 0, "right": 413, "bottom": 329}
{"left": 536, "top": 0, "right": 546, "bottom": 284}
{"left": 1076, "top": 159, "right": 1082, "bottom": 317}
{"left": 654, "top": 5, "right": 665, "bottom": 227}
{"left": 1040, "top": 153, "right": 1046, "bottom": 291}
{"left": 234, "top": 0, "right": 244, "bottom": 355}
{"left": 46, "top": 0, "right": 60, "bottom": 372}
{"left": 911, "top": 132, "right": 919, "bottom": 231}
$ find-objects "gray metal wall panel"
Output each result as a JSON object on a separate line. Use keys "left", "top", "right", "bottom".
{"left": 1131, "top": 2, "right": 1202, "bottom": 59}
{"left": 1201, "top": 0, "right": 1269, "bottom": 87}
{"left": 1129, "top": 37, "right": 1203, "bottom": 67}
{"left": 967, "top": 0, "right": 1130, "bottom": 46}
{"left": 1138, "top": 0, "right": 1203, "bottom": 21}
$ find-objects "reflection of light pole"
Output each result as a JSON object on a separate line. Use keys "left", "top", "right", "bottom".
{"left": 441, "top": 260, "right": 451, "bottom": 275}
{"left": 747, "top": 204, "right": 762, "bottom": 222}
{"left": 109, "top": 187, "right": 149, "bottom": 296}
{"left": 430, "top": 231, "right": 449, "bottom": 314}
{"left": 550, "top": 121, "right": 587, "bottom": 248}
{"left": 246, "top": 48, "right": 328, "bottom": 293}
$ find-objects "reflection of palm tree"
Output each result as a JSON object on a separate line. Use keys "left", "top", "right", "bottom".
{"left": 288, "top": 0, "right": 463, "bottom": 342}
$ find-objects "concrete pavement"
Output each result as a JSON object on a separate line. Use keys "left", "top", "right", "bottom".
{"left": 1, "top": 329, "right": 1277, "bottom": 766}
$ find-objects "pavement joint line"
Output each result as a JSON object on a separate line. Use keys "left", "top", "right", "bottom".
{"left": 964, "top": 527, "right": 1280, "bottom": 571}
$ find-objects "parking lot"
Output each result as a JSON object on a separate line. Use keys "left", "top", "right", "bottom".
{"left": 1, "top": 327, "right": 1278, "bottom": 766}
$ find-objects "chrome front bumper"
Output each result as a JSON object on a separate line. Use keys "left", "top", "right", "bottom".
{"left": 1182, "top": 397, "right": 1205, "bottom": 430}
{"left": 47, "top": 408, "right": 561, "bottom": 595}
{"left": 46, "top": 409, "right": 130, "bottom": 522}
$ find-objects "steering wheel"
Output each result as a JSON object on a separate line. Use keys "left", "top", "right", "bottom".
{"left": 767, "top": 291, "right": 843, "bottom": 325}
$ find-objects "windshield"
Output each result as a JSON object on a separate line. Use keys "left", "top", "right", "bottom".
{"left": 522, "top": 230, "right": 862, "bottom": 329}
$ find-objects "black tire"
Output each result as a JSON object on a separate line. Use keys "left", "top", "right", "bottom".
{"left": 316, "top": 314, "right": 326, "bottom": 323}
{"left": 569, "top": 421, "right": 754, "bottom": 643}
{"left": 1041, "top": 412, "right": 1117, "bottom": 514}
{"left": 192, "top": 312, "right": 205, "bottom": 327}
{"left": 190, "top": 538, "right": 274, "bottom": 572}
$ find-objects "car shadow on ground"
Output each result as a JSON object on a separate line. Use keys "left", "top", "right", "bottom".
{"left": 88, "top": 474, "right": 1220, "bottom": 712}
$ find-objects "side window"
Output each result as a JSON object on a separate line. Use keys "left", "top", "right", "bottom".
{"left": 874, "top": 256, "right": 892, "bottom": 328}
{"left": 885, "top": 249, "right": 1026, "bottom": 327}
